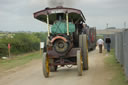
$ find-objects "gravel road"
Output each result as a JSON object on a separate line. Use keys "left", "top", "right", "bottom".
{"left": 0, "top": 48, "right": 110, "bottom": 85}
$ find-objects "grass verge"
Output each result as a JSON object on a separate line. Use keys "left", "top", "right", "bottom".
{"left": 105, "top": 49, "right": 128, "bottom": 85}
{"left": 0, "top": 51, "right": 41, "bottom": 71}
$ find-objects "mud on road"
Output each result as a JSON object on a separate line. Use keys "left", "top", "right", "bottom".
{"left": 0, "top": 48, "right": 111, "bottom": 85}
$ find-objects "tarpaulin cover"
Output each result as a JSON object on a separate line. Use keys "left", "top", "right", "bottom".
{"left": 51, "top": 21, "right": 75, "bottom": 34}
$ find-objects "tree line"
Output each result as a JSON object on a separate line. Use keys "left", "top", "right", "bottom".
{"left": 0, "top": 32, "right": 47, "bottom": 57}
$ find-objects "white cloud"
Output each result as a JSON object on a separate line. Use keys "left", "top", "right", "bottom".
{"left": 0, "top": 0, "right": 128, "bottom": 31}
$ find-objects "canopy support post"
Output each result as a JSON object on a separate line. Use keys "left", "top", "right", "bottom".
{"left": 66, "top": 13, "right": 69, "bottom": 35}
{"left": 47, "top": 15, "right": 50, "bottom": 37}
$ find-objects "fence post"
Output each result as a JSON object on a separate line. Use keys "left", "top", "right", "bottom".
{"left": 8, "top": 44, "right": 11, "bottom": 58}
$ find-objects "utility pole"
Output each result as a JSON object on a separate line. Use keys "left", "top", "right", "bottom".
{"left": 106, "top": 23, "right": 108, "bottom": 29}
{"left": 124, "top": 22, "right": 126, "bottom": 28}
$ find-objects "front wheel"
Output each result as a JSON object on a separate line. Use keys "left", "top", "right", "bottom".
{"left": 42, "top": 53, "right": 50, "bottom": 78}
{"left": 49, "top": 59, "right": 58, "bottom": 72}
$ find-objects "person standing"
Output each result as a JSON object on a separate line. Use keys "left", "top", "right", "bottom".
{"left": 97, "top": 38, "right": 104, "bottom": 53}
{"left": 105, "top": 37, "right": 111, "bottom": 52}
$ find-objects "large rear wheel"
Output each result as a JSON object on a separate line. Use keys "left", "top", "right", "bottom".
{"left": 77, "top": 50, "right": 83, "bottom": 76}
{"left": 79, "top": 34, "right": 89, "bottom": 70}
{"left": 42, "top": 53, "right": 50, "bottom": 78}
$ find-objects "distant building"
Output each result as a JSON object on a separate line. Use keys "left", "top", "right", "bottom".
{"left": 97, "top": 29, "right": 123, "bottom": 35}
{"left": 106, "top": 27, "right": 116, "bottom": 29}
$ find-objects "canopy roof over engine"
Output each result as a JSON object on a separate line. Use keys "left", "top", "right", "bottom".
{"left": 33, "top": 6, "right": 86, "bottom": 25}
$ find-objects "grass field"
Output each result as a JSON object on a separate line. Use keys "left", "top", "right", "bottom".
{"left": 0, "top": 51, "right": 41, "bottom": 71}
{"left": 105, "top": 50, "right": 128, "bottom": 85}
{"left": 0, "top": 33, "right": 14, "bottom": 38}
{"left": 0, "top": 33, "right": 5, "bottom": 37}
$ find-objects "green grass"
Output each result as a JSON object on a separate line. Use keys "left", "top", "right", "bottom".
{"left": 105, "top": 49, "right": 128, "bottom": 85}
{"left": 0, "top": 33, "right": 14, "bottom": 38}
{"left": 96, "top": 34, "right": 104, "bottom": 40}
{"left": 0, "top": 33, "right": 5, "bottom": 37}
{"left": 0, "top": 51, "right": 41, "bottom": 71}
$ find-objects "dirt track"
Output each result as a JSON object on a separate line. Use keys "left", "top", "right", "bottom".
{"left": 0, "top": 48, "right": 110, "bottom": 85}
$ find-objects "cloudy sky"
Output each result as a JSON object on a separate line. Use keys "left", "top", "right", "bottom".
{"left": 0, "top": 0, "right": 128, "bottom": 32}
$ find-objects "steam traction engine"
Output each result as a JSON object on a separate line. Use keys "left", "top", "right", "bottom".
{"left": 34, "top": 6, "right": 93, "bottom": 78}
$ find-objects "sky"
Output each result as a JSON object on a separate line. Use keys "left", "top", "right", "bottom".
{"left": 0, "top": 0, "right": 128, "bottom": 32}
